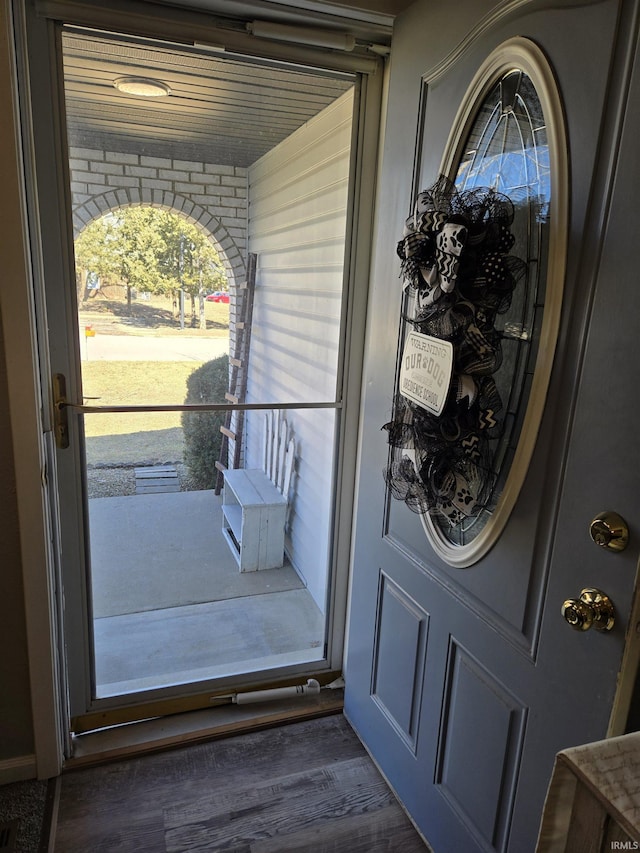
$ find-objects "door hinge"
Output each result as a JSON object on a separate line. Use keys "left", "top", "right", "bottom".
{"left": 53, "top": 373, "right": 69, "bottom": 449}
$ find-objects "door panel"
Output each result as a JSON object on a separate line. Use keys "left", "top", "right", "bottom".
{"left": 345, "top": 1, "right": 640, "bottom": 850}
{"left": 370, "top": 572, "right": 428, "bottom": 752}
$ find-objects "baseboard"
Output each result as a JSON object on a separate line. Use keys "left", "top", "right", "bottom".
{"left": 0, "top": 754, "right": 37, "bottom": 784}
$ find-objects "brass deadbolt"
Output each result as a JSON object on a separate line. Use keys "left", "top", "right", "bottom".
{"left": 589, "top": 512, "right": 629, "bottom": 552}
{"left": 561, "top": 587, "right": 615, "bottom": 632}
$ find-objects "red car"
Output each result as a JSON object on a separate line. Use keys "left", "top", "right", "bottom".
{"left": 205, "top": 291, "right": 230, "bottom": 303}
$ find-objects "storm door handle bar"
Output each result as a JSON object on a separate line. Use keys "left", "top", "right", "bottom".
{"left": 52, "top": 373, "right": 341, "bottom": 447}
{"left": 62, "top": 400, "right": 341, "bottom": 414}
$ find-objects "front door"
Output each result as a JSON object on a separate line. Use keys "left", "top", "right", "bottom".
{"left": 345, "top": 1, "right": 640, "bottom": 850}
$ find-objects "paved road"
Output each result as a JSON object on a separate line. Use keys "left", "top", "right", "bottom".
{"left": 81, "top": 333, "right": 228, "bottom": 362}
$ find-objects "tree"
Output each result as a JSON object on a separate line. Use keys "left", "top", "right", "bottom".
{"left": 74, "top": 213, "right": 120, "bottom": 302}
{"left": 74, "top": 207, "right": 226, "bottom": 323}
{"left": 115, "top": 207, "right": 169, "bottom": 310}
{"left": 154, "top": 211, "right": 226, "bottom": 328}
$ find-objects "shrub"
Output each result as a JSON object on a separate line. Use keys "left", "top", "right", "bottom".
{"left": 181, "top": 356, "right": 229, "bottom": 489}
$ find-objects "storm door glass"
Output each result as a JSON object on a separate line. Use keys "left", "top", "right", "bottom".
{"left": 60, "top": 26, "right": 355, "bottom": 710}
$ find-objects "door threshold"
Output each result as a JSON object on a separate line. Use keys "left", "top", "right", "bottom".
{"left": 65, "top": 688, "right": 344, "bottom": 769}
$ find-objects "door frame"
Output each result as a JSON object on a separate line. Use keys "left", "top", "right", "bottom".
{"left": 1, "top": 0, "right": 64, "bottom": 780}
{"left": 7, "top": 0, "right": 386, "bottom": 766}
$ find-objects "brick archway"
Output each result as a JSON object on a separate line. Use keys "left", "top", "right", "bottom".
{"left": 72, "top": 189, "right": 245, "bottom": 288}
{"left": 69, "top": 146, "right": 248, "bottom": 287}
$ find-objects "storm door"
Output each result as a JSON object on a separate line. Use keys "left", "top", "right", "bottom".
{"left": 22, "top": 2, "right": 380, "bottom": 731}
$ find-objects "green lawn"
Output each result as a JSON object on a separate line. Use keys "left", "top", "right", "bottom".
{"left": 77, "top": 294, "right": 229, "bottom": 467}
{"left": 82, "top": 360, "right": 200, "bottom": 430}
{"left": 82, "top": 360, "right": 202, "bottom": 466}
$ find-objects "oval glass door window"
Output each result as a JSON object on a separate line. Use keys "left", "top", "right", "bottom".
{"left": 423, "top": 38, "right": 568, "bottom": 566}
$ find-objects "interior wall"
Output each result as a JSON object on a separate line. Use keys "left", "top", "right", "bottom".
{"left": 0, "top": 311, "right": 34, "bottom": 768}
{"left": 245, "top": 88, "right": 354, "bottom": 611}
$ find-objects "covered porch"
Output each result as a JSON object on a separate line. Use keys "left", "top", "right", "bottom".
{"left": 88, "top": 489, "right": 324, "bottom": 697}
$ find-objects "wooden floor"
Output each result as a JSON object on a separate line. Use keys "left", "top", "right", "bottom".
{"left": 53, "top": 713, "right": 429, "bottom": 852}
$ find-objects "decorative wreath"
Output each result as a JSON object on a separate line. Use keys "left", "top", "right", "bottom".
{"left": 383, "top": 175, "right": 527, "bottom": 527}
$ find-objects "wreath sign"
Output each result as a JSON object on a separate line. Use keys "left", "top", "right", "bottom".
{"left": 383, "top": 175, "right": 526, "bottom": 527}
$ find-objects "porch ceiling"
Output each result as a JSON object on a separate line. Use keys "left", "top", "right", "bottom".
{"left": 62, "top": 30, "right": 354, "bottom": 167}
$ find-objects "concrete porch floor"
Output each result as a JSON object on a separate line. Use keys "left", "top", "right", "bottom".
{"left": 87, "top": 489, "right": 325, "bottom": 697}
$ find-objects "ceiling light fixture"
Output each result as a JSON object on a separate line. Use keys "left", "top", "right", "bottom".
{"left": 114, "top": 76, "right": 171, "bottom": 97}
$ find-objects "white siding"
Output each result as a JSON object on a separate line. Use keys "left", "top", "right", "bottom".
{"left": 246, "top": 89, "right": 354, "bottom": 613}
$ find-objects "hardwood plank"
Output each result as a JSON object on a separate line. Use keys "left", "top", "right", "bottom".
{"left": 55, "top": 803, "right": 166, "bottom": 853}
{"left": 164, "top": 757, "right": 394, "bottom": 847}
{"left": 55, "top": 716, "right": 428, "bottom": 853}
{"left": 61, "top": 717, "right": 363, "bottom": 808}
{"left": 250, "top": 805, "right": 428, "bottom": 853}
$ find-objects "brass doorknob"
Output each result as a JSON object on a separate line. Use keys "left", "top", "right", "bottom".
{"left": 589, "top": 512, "right": 629, "bottom": 552}
{"left": 561, "top": 588, "right": 615, "bottom": 632}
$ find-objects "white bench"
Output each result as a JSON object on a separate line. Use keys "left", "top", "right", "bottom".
{"left": 221, "top": 411, "right": 295, "bottom": 572}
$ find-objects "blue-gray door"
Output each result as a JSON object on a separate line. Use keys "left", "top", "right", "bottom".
{"left": 344, "top": 1, "right": 640, "bottom": 850}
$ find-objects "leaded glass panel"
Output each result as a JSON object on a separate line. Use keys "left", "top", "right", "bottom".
{"left": 433, "top": 70, "right": 551, "bottom": 547}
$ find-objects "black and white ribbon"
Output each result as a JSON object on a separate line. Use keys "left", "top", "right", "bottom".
{"left": 383, "top": 175, "right": 526, "bottom": 526}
